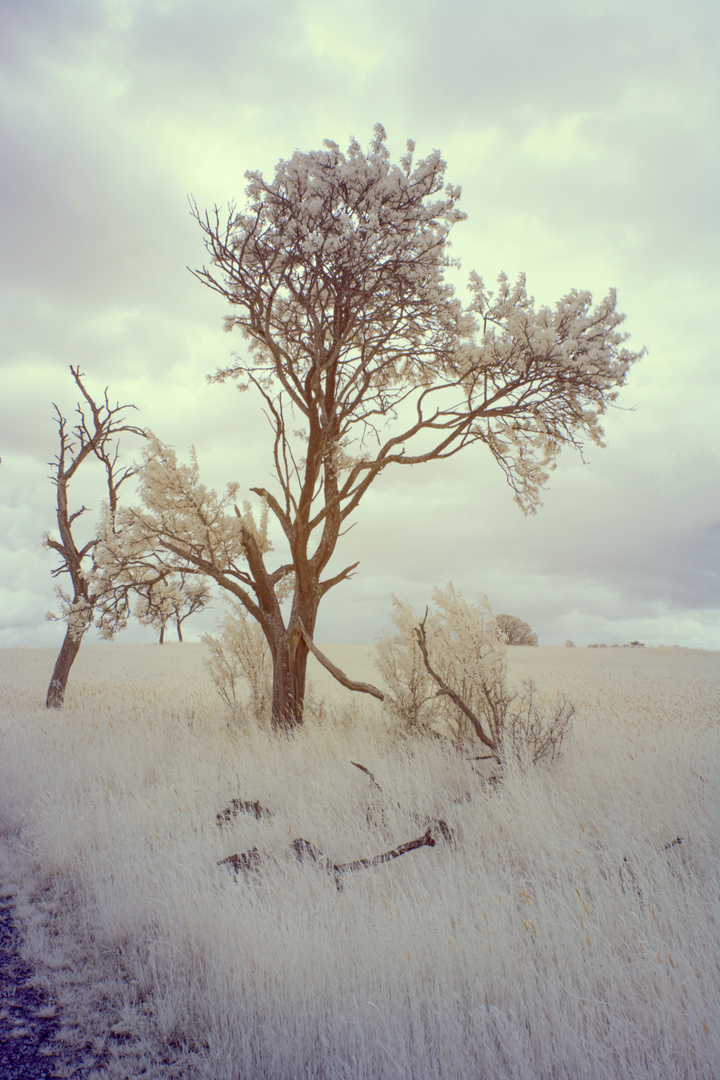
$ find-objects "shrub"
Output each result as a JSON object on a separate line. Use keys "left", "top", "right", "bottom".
{"left": 376, "top": 585, "right": 574, "bottom": 764}
{"left": 201, "top": 604, "right": 272, "bottom": 725}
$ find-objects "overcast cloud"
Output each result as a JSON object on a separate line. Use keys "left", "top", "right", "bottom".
{"left": 1, "top": 0, "right": 718, "bottom": 650}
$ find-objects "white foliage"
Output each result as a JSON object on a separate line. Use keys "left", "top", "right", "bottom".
{"left": 496, "top": 613, "right": 539, "bottom": 646}
{"left": 373, "top": 595, "right": 439, "bottom": 732}
{"left": 376, "top": 585, "right": 573, "bottom": 763}
{"left": 132, "top": 434, "right": 270, "bottom": 561}
{"left": 46, "top": 589, "right": 94, "bottom": 642}
{"left": 92, "top": 433, "right": 281, "bottom": 638}
{"left": 201, "top": 603, "right": 272, "bottom": 724}
{"left": 376, "top": 585, "right": 507, "bottom": 744}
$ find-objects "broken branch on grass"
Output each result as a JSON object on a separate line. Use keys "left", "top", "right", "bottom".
{"left": 335, "top": 828, "right": 436, "bottom": 876}
{"left": 219, "top": 848, "right": 264, "bottom": 874}
{"left": 216, "top": 798, "right": 273, "bottom": 826}
{"left": 219, "top": 827, "right": 438, "bottom": 891}
{"left": 351, "top": 761, "right": 384, "bottom": 793}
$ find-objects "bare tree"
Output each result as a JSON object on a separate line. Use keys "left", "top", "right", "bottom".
{"left": 99, "top": 126, "right": 643, "bottom": 730}
{"left": 496, "top": 614, "right": 539, "bottom": 646}
{"left": 44, "top": 368, "right": 144, "bottom": 708}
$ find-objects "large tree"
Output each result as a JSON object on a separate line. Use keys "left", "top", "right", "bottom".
{"left": 99, "top": 125, "right": 643, "bottom": 729}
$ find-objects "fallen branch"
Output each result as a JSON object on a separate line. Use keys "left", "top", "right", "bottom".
{"left": 219, "top": 848, "right": 264, "bottom": 875}
{"left": 351, "top": 761, "right": 384, "bottom": 793}
{"left": 220, "top": 827, "right": 438, "bottom": 891}
{"left": 352, "top": 762, "right": 456, "bottom": 844}
{"left": 335, "top": 828, "right": 436, "bottom": 876}
{"left": 216, "top": 799, "right": 273, "bottom": 826}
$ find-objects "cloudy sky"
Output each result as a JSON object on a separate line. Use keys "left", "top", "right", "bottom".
{"left": 1, "top": 0, "right": 718, "bottom": 651}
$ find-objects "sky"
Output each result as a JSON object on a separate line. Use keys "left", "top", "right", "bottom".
{"left": 1, "top": 0, "right": 718, "bottom": 652}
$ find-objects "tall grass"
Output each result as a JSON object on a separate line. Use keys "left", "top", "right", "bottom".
{"left": 0, "top": 644, "right": 717, "bottom": 1079}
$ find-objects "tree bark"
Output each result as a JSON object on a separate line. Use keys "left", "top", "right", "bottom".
{"left": 269, "top": 627, "right": 309, "bottom": 730}
{"left": 45, "top": 628, "right": 84, "bottom": 709}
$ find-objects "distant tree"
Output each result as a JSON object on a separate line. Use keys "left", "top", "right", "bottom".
{"left": 96, "top": 125, "right": 642, "bottom": 730}
{"left": 496, "top": 614, "right": 538, "bottom": 646}
{"left": 133, "top": 573, "right": 212, "bottom": 643}
{"left": 44, "top": 368, "right": 144, "bottom": 708}
{"left": 565, "top": 639, "right": 575, "bottom": 648}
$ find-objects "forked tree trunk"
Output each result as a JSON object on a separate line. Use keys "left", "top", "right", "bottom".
{"left": 46, "top": 628, "right": 84, "bottom": 709}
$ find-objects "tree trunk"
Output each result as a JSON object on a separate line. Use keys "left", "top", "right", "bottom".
{"left": 270, "top": 630, "right": 309, "bottom": 730}
{"left": 46, "top": 628, "right": 84, "bottom": 709}
{"left": 176, "top": 620, "right": 183, "bottom": 643}
{"left": 159, "top": 626, "right": 165, "bottom": 644}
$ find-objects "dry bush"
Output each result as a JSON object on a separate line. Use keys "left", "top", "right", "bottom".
{"left": 201, "top": 603, "right": 272, "bottom": 725}
{"left": 376, "top": 585, "right": 574, "bottom": 764}
{"left": 503, "top": 679, "right": 575, "bottom": 764}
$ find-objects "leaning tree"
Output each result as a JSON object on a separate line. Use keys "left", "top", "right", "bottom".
{"left": 98, "top": 125, "right": 643, "bottom": 729}
{"left": 44, "top": 368, "right": 145, "bottom": 708}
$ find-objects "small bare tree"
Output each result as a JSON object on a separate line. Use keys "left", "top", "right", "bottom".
{"left": 44, "top": 368, "right": 144, "bottom": 708}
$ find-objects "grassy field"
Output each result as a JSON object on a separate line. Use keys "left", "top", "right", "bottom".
{"left": 0, "top": 643, "right": 717, "bottom": 1079}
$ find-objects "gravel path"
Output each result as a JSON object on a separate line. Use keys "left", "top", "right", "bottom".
{"left": 0, "top": 873, "right": 198, "bottom": 1080}
{"left": 0, "top": 890, "right": 95, "bottom": 1080}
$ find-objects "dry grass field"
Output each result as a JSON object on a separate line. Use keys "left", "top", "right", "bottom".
{"left": 0, "top": 643, "right": 717, "bottom": 1079}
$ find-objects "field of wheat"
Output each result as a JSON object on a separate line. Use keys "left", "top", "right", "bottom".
{"left": 0, "top": 643, "right": 717, "bottom": 1079}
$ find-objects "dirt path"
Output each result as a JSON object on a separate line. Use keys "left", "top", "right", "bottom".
{"left": 0, "top": 889, "right": 83, "bottom": 1080}
{"left": 0, "top": 837, "right": 198, "bottom": 1080}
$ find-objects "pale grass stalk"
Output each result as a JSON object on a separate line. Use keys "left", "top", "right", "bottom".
{"left": 0, "top": 643, "right": 717, "bottom": 1079}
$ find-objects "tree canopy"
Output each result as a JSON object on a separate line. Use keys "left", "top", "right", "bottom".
{"left": 97, "top": 125, "right": 643, "bottom": 728}
{"left": 496, "top": 614, "right": 539, "bottom": 646}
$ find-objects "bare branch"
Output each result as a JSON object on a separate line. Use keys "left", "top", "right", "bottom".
{"left": 298, "top": 620, "right": 384, "bottom": 701}
{"left": 414, "top": 610, "right": 498, "bottom": 752}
